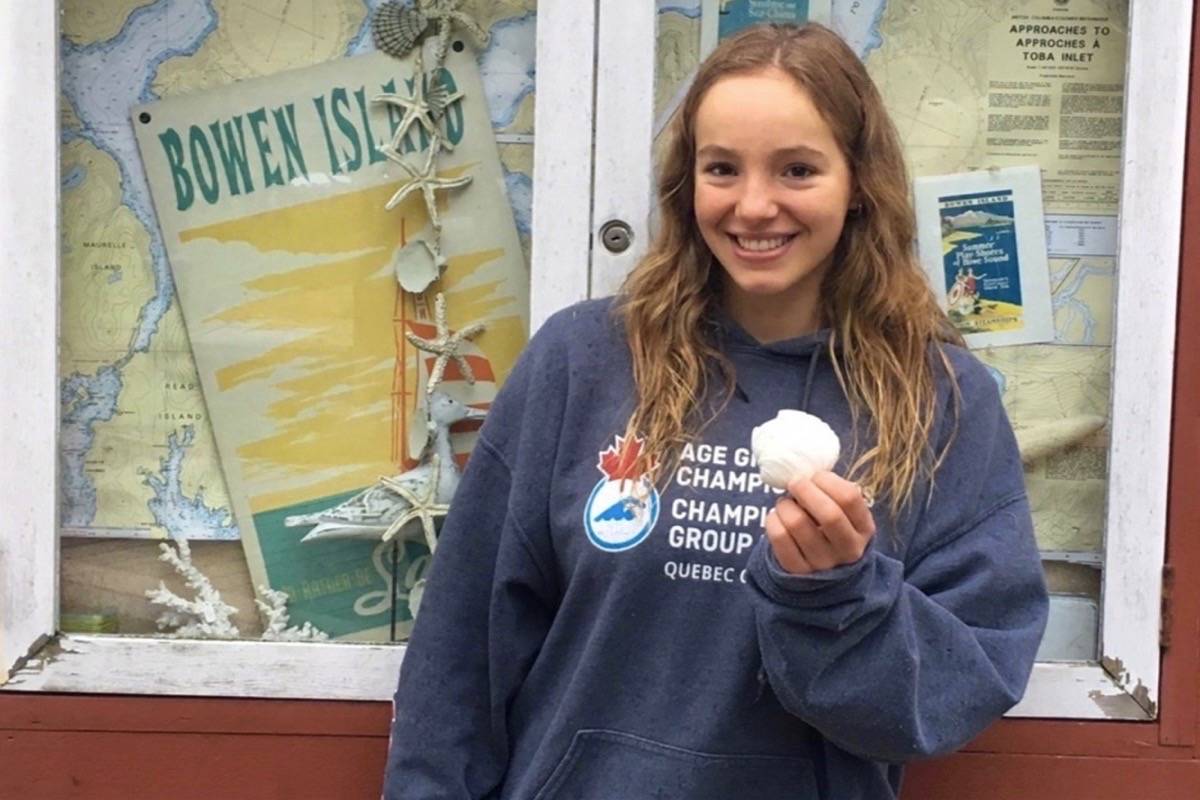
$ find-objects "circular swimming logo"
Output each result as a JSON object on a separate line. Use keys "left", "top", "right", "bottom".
{"left": 583, "top": 435, "right": 660, "bottom": 552}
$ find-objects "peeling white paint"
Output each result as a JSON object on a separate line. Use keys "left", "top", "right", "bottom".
{"left": 1011, "top": 663, "right": 1151, "bottom": 720}
{"left": 4, "top": 635, "right": 404, "bottom": 701}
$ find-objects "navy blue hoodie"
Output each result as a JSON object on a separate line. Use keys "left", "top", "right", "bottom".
{"left": 383, "top": 298, "right": 1048, "bottom": 799}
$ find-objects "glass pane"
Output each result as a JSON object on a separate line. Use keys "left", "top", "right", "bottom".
{"left": 653, "top": 0, "right": 1129, "bottom": 661}
{"left": 59, "top": 0, "right": 538, "bottom": 643}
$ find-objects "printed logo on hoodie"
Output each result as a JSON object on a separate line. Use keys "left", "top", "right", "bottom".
{"left": 583, "top": 435, "right": 660, "bottom": 552}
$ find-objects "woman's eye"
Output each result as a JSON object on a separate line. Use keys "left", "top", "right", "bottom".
{"left": 784, "top": 164, "right": 814, "bottom": 179}
{"left": 702, "top": 162, "right": 736, "bottom": 177}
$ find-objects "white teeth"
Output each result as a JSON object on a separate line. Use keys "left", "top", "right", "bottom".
{"left": 735, "top": 235, "right": 791, "bottom": 252}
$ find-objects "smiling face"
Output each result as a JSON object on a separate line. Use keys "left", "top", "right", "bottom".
{"left": 693, "top": 67, "right": 855, "bottom": 341}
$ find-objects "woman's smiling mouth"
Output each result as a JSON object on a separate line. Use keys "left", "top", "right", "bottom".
{"left": 730, "top": 233, "right": 797, "bottom": 257}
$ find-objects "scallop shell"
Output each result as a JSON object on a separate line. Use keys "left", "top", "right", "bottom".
{"left": 373, "top": 1, "right": 430, "bottom": 59}
{"left": 426, "top": 75, "right": 455, "bottom": 117}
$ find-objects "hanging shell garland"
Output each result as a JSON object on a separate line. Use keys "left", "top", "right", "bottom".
{"left": 373, "top": 1, "right": 430, "bottom": 59}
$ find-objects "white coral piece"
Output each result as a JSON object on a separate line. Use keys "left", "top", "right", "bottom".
{"left": 751, "top": 409, "right": 841, "bottom": 490}
{"left": 145, "top": 540, "right": 333, "bottom": 642}
{"left": 145, "top": 538, "right": 240, "bottom": 639}
{"left": 255, "top": 586, "right": 330, "bottom": 642}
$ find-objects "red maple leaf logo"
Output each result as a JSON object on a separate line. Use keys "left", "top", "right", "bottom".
{"left": 597, "top": 435, "right": 648, "bottom": 481}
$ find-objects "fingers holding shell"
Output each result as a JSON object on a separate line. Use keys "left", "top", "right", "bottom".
{"left": 785, "top": 474, "right": 874, "bottom": 566}
{"left": 771, "top": 494, "right": 838, "bottom": 572}
{"left": 809, "top": 471, "right": 877, "bottom": 537}
{"left": 764, "top": 507, "right": 812, "bottom": 575}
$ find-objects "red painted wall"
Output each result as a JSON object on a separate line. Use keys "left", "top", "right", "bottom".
{"left": 4, "top": 6, "right": 1200, "bottom": 799}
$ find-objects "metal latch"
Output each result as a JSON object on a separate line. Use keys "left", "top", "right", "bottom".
{"left": 599, "top": 219, "right": 634, "bottom": 253}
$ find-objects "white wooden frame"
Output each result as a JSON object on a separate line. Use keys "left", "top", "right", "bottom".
{"left": 589, "top": 0, "right": 658, "bottom": 296}
{"left": 1085, "top": 0, "right": 1192, "bottom": 719}
{"left": 0, "top": 1, "right": 1190, "bottom": 719}
{"left": 530, "top": 0, "right": 598, "bottom": 328}
{"left": 0, "top": 0, "right": 60, "bottom": 690}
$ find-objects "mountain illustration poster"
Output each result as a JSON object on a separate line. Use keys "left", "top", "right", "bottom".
{"left": 133, "top": 48, "right": 528, "bottom": 640}
{"left": 914, "top": 165, "right": 1054, "bottom": 349}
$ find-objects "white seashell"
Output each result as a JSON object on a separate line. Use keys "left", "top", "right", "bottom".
{"left": 373, "top": 1, "right": 430, "bottom": 59}
{"left": 391, "top": 237, "right": 445, "bottom": 293}
{"left": 426, "top": 74, "right": 456, "bottom": 118}
{"left": 750, "top": 409, "right": 840, "bottom": 490}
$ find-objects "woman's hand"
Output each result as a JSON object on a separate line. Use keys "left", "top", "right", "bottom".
{"left": 764, "top": 471, "right": 876, "bottom": 575}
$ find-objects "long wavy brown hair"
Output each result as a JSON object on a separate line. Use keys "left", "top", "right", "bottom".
{"left": 617, "top": 23, "right": 962, "bottom": 513}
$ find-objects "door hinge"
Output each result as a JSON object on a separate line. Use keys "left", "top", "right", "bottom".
{"left": 1160, "top": 563, "right": 1175, "bottom": 650}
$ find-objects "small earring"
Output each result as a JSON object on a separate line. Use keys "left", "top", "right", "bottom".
{"left": 850, "top": 203, "right": 864, "bottom": 216}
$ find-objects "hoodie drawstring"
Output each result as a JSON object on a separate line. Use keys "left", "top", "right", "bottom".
{"left": 800, "top": 345, "right": 822, "bottom": 412}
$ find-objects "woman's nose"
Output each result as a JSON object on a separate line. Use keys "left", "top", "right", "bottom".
{"left": 735, "top": 174, "right": 778, "bottom": 221}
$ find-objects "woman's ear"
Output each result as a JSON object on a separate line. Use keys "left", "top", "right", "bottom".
{"left": 847, "top": 184, "right": 864, "bottom": 216}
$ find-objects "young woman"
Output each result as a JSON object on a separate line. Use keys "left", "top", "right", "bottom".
{"left": 384, "top": 23, "right": 1047, "bottom": 800}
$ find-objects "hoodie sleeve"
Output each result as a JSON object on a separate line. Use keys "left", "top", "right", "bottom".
{"left": 744, "top": 350, "right": 1049, "bottom": 763}
{"left": 382, "top": 316, "right": 567, "bottom": 799}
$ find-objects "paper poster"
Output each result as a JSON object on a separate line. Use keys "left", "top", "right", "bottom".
{"left": 915, "top": 166, "right": 1054, "bottom": 349}
{"left": 700, "top": 0, "right": 833, "bottom": 56}
{"left": 133, "top": 48, "right": 528, "bottom": 640}
{"left": 985, "top": 0, "right": 1128, "bottom": 215}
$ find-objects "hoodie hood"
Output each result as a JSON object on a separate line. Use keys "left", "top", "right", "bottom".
{"left": 707, "top": 310, "right": 831, "bottom": 413}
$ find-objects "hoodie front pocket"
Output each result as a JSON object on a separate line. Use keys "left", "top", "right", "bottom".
{"left": 532, "top": 729, "right": 818, "bottom": 800}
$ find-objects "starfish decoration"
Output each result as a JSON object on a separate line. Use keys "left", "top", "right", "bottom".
{"left": 405, "top": 292, "right": 486, "bottom": 395}
{"left": 382, "top": 143, "right": 472, "bottom": 233}
{"left": 379, "top": 455, "right": 450, "bottom": 551}
{"left": 373, "top": 51, "right": 464, "bottom": 153}
{"left": 419, "top": 0, "right": 491, "bottom": 71}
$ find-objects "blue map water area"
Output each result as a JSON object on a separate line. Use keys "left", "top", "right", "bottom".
{"left": 504, "top": 170, "right": 533, "bottom": 238}
{"left": 1052, "top": 260, "right": 1110, "bottom": 345}
{"left": 479, "top": 12, "right": 537, "bottom": 131}
{"left": 61, "top": 0, "right": 218, "bottom": 356}
{"left": 346, "top": 0, "right": 386, "bottom": 56}
{"left": 142, "top": 426, "right": 240, "bottom": 540}
{"left": 60, "top": 362, "right": 127, "bottom": 526}
{"left": 62, "top": 165, "right": 86, "bottom": 190}
{"left": 835, "top": 0, "right": 888, "bottom": 60}
{"left": 59, "top": 0, "right": 220, "bottom": 528}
